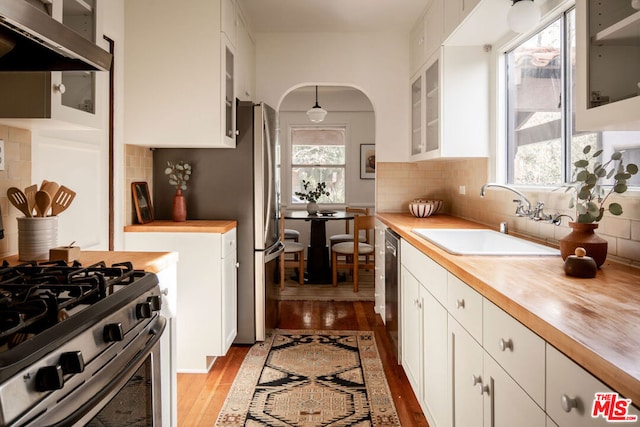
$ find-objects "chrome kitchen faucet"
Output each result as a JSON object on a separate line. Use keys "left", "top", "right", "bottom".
{"left": 480, "top": 183, "right": 567, "bottom": 225}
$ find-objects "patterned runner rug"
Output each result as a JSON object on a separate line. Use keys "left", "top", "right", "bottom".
{"left": 215, "top": 330, "right": 401, "bottom": 426}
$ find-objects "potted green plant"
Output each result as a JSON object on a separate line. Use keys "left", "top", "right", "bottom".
{"left": 560, "top": 145, "right": 638, "bottom": 266}
{"left": 165, "top": 161, "right": 192, "bottom": 222}
{"left": 295, "top": 180, "right": 330, "bottom": 215}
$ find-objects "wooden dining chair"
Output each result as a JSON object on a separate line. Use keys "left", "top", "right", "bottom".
{"left": 329, "top": 207, "right": 370, "bottom": 246}
{"left": 284, "top": 228, "right": 300, "bottom": 242}
{"left": 331, "top": 214, "right": 375, "bottom": 292}
{"left": 280, "top": 213, "right": 305, "bottom": 289}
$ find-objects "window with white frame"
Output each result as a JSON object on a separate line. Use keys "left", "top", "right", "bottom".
{"left": 290, "top": 127, "right": 346, "bottom": 204}
{"left": 505, "top": 7, "right": 640, "bottom": 187}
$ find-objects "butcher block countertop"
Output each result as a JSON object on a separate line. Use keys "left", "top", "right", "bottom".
{"left": 3, "top": 251, "right": 178, "bottom": 274}
{"left": 377, "top": 212, "right": 640, "bottom": 405}
{"left": 124, "top": 220, "right": 237, "bottom": 233}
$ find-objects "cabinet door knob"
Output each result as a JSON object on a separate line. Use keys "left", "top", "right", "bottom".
{"left": 499, "top": 338, "right": 513, "bottom": 351}
{"left": 472, "top": 374, "right": 482, "bottom": 386}
{"left": 561, "top": 394, "right": 578, "bottom": 413}
{"left": 54, "top": 83, "right": 66, "bottom": 94}
{"left": 456, "top": 299, "right": 465, "bottom": 309}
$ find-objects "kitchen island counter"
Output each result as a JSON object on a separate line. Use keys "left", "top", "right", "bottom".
{"left": 377, "top": 212, "right": 640, "bottom": 406}
{"left": 124, "top": 220, "right": 237, "bottom": 234}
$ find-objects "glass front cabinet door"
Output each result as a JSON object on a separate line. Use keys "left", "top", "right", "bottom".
{"left": 56, "top": 0, "right": 101, "bottom": 127}
{"left": 0, "top": 0, "right": 106, "bottom": 129}
{"left": 576, "top": 0, "right": 640, "bottom": 130}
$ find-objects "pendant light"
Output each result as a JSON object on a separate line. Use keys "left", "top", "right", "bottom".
{"left": 507, "top": 0, "right": 541, "bottom": 33}
{"left": 306, "top": 86, "right": 327, "bottom": 123}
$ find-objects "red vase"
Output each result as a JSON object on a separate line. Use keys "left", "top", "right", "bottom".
{"left": 172, "top": 189, "right": 187, "bottom": 222}
{"left": 559, "top": 222, "right": 608, "bottom": 268}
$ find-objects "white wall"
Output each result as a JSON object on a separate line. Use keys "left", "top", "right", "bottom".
{"left": 254, "top": 32, "right": 410, "bottom": 163}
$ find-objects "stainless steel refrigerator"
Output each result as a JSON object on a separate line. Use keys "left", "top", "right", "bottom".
{"left": 152, "top": 101, "right": 282, "bottom": 344}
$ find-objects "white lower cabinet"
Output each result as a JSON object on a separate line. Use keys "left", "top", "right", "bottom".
{"left": 546, "top": 345, "right": 640, "bottom": 427}
{"left": 401, "top": 266, "right": 422, "bottom": 394}
{"left": 449, "top": 316, "right": 484, "bottom": 427}
{"left": 483, "top": 300, "right": 545, "bottom": 407}
{"left": 124, "top": 228, "right": 237, "bottom": 373}
{"left": 422, "top": 291, "right": 449, "bottom": 427}
{"left": 483, "top": 351, "right": 546, "bottom": 427}
{"left": 449, "top": 315, "right": 545, "bottom": 427}
{"left": 398, "top": 238, "right": 635, "bottom": 427}
{"left": 401, "top": 240, "right": 449, "bottom": 427}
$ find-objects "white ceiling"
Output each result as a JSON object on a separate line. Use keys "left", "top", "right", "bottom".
{"left": 237, "top": 0, "right": 430, "bottom": 33}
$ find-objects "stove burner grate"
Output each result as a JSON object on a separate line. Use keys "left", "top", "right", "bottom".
{"left": 0, "top": 260, "right": 146, "bottom": 346}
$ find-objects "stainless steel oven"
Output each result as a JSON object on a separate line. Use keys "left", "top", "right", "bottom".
{"left": 0, "top": 261, "right": 166, "bottom": 427}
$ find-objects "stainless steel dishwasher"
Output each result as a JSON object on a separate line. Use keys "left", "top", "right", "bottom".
{"left": 385, "top": 228, "right": 401, "bottom": 362}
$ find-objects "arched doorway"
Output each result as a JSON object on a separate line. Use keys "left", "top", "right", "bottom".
{"left": 278, "top": 85, "right": 376, "bottom": 302}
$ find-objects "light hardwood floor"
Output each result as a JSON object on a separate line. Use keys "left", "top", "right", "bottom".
{"left": 177, "top": 301, "right": 428, "bottom": 426}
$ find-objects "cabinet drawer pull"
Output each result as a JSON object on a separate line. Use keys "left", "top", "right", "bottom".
{"left": 561, "top": 394, "right": 578, "bottom": 413}
{"left": 456, "top": 299, "right": 465, "bottom": 309}
{"left": 499, "top": 338, "right": 513, "bottom": 351}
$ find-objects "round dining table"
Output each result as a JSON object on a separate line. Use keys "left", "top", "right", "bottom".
{"left": 284, "top": 210, "right": 355, "bottom": 284}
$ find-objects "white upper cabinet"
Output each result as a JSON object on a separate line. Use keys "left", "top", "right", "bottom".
{"left": 576, "top": 0, "right": 640, "bottom": 130}
{"left": 236, "top": 9, "right": 255, "bottom": 102}
{"left": 410, "top": 46, "right": 489, "bottom": 160}
{"left": 221, "top": 0, "right": 237, "bottom": 48}
{"left": 0, "top": 0, "right": 107, "bottom": 130}
{"left": 444, "top": 0, "right": 481, "bottom": 41}
{"left": 409, "top": 11, "right": 426, "bottom": 78}
{"left": 424, "top": 0, "right": 444, "bottom": 61}
{"left": 125, "top": 0, "right": 239, "bottom": 147}
{"left": 221, "top": 36, "right": 236, "bottom": 147}
{"left": 410, "top": 0, "right": 444, "bottom": 79}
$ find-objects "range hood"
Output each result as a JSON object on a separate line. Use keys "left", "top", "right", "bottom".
{"left": 0, "top": 0, "right": 112, "bottom": 71}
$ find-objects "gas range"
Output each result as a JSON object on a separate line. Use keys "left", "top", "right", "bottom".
{"left": 0, "top": 260, "right": 165, "bottom": 426}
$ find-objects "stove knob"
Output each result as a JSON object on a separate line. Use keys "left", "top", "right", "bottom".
{"left": 35, "top": 365, "right": 64, "bottom": 392}
{"left": 60, "top": 351, "right": 85, "bottom": 374}
{"left": 136, "top": 302, "right": 152, "bottom": 319}
{"left": 147, "top": 295, "right": 162, "bottom": 311}
{"left": 103, "top": 323, "right": 124, "bottom": 342}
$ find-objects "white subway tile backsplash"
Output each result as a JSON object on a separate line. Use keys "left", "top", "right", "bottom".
{"left": 599, "top": 216, "right": 631, "bottom": 239}
{"left": 618, "top": 238, "right": 640, "bottom": 261}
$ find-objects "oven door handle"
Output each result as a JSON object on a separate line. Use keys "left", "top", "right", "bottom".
{"left": 46, "top": 316, "right": 166, "bottom": 427}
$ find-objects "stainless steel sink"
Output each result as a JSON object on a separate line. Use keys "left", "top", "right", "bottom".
{"left": 412, "top": 228, "right": 560, "bottom": 256}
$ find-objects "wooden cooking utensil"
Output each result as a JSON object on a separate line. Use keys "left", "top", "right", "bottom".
{"left": 24, "top": 184, "right": 37, "bottom": 216}
{"left": 34, "top": 190, "right": 52, "bottom": 217}
{"left": 51, "top": 185, "right": 76, "bottom": 216}
{"left": 42, "top": 181, "right": 60, "bottom": 200}
{"left": 7, "top": 187, "right": 32, "bottom": 217}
